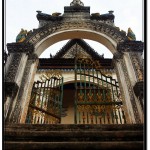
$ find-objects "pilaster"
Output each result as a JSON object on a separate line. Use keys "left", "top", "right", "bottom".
{"left": 113, "top": 51, "right": 141, "bottom": 123}
{"left": 4, "top": 43, "right": 34, "bottom": 123}
{"left": 9, "top": 53, "right": 39, "bottom": 123}
{"left": 114, "top": 41, "right": 144, "bottom": 123}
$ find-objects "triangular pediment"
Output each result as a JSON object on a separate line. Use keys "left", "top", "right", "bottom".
{"left": 61, "top": 44, "right": 92, "bottom": 59}
{"left": 54, "top": 39, "right": 104, "bottom": 59}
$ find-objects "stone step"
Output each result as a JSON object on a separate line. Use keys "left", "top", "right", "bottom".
{"left": 4, "top": 124, "right": 144, "bottom": 150}
{"left": 5, "top": 124, "right": 143, "bottom": 131}
{"left": 5, "top": 130, "right": 143, "bottom": 142}
{"left": 4, "top": 141, "right": 143, "bottom": 150}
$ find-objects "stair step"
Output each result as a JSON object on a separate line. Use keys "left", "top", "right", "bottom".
{"left": 5, "top": 130, "right": 143, "bottom": 142}
{"left": 4, "top": 141, "right": 143, "bottom": 150}
{"left": 4, "top": 124, "right": 144, "bottom": 150}
{"left": 5, "top": 124, "right": 143, "bottom": 131}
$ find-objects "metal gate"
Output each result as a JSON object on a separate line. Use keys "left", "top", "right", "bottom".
{"left": 26, "top": 75, "right": 63, "bottom": 124}
{"left": 74, "top": 58, "right": 126, "bottom": 124}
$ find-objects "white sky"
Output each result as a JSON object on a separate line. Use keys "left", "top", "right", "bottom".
{"left": 5, "top": 0, "right": 144, "bottom": 58}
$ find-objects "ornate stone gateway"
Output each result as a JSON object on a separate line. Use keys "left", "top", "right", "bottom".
{"left": 4, "top": 0, "right": 144, "bottom": 149}
{"left": 26, "top": 76, "right": 63, "bottom": 124}
{"left": 4, "top": 0, "right": 144, "bottom": 125}
{"left": 75, "top": 58, "right": 126, "bottom": 124}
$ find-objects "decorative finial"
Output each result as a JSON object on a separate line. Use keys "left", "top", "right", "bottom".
{"left": 16, "top": 29, "right": 28, "bottom": 43}
{"left": 108, "top": 10, "right": 114, "bottom": 14}
{"left": 70, "top": 0, "right": 84, "bottom": 6}
{"left": 127, "top": 27, "right": 136, "bottom": 41}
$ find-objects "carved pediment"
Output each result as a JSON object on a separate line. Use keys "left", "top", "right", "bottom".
{"left": 54, "top": 39, "right": 104, "bottom": 59}
{"left": 62, "top": 44, "right": 91, "bottom": 59}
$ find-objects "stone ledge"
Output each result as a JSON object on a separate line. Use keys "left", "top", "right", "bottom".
{"left": 117, "top": 41, "right": 144, "bottom": 52}
{"left": 7, "top": 43, "right": 34, "bottom": 54}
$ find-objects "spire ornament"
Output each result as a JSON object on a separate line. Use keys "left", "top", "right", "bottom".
{"left": 70, "top": 0, "right": 84, "bottom": 6}
{"left": 127, "top": 27, "right": 136, "bottom": 41}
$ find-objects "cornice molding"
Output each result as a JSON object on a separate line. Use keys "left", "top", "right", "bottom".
{"left": 117, "top": 41, "right": 144, "bottom": 52}
{"left": 7, "top": 43, "right": 34, "bottom": 54}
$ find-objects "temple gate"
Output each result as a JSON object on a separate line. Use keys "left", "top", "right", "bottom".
{"left": 4, "top": 1, "right": 144, "bottom": 149}
{"left": 4, "top": 0, "right": 144, "bottom": 125}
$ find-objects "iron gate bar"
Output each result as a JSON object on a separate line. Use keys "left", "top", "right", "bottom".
{"left": 54, "top": 82, "right": 57, "bottom": 114}
{"left": 109, "top": 76, "right": 118, "bottom": 124}
{"left": 39, "top": 82, "right": 42, "bottom": 108}
{"left": 77, "top": 87, "right": 109, "bottom": 90}
{"left": 88, "top": 66, "right": 91, "bottom": 95}
{"left": 41, "top": 80, "right": 46, "bottom": 109}
{"left": 46, "top": 80, "right": 50, "bottom": 111}
{"left": 48, "top": 79, "right": 53, "bottom": 114}
{"left": 77, "top": 73, "right": 119, "bottom": 87}
{"left": 49, "top": 79, "right": 54, "bottom": 113}
{"left": 101, "top": 73, "right": 106, "bottom": 101}
{"left": 60, "top": 77, "right": 63, "bottom": 117}
{"left": 79, "top": 63, "right": 82, "bottom": 95}
{"left": 84, "top": 63, "right": 87, "bottom": 101}
{"left": 96, "top": 70, "right": 100, "bottom": 96}
{"left": 74, "top": 57, "right": 78, "bottom": 124}
{"left": 29, "top": 104, "right": 60, "bottom": 119}
{"left": 77, "top": 101, "right": 122, "bottom": 105}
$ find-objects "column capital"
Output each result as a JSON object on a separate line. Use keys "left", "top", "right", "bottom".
{"left": 7, "top": 43, "right": 34, "bottom": 54}
{"left": 117, "top": 41, "right": 144, "bottom": 52}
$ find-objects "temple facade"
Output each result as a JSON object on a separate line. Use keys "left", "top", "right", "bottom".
{"left": 4, "top": 0, "right": 144, "bottom": 149}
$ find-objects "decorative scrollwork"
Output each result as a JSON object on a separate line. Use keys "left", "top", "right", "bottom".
{"left": 120, "top": 58, "right": 141, "bottom": 123}
{"left": 78, "top": 93, "right": 84, "bottom": 101}
{"left": 39, "top": 70, "right": 62, "bottom": 81}
{"left": 87, "top": 92, "right": 93, "bottom": 101}
{"left": 96, "top": 93, "right": 102, "bottom": 102}
{"left": 130, "top": 53, "right": 143, "bottom": 81}
{"left": 25, "top": 21, "right": 127, "bottom": 46}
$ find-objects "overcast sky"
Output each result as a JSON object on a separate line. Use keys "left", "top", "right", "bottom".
{"left": 5, "top": 0, "right": 144, "bottom": 58}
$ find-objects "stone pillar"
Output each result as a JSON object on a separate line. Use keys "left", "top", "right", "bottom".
{"left": 117, "top": 41, "right": 144, "bottom": 83}
{"left": 117, "top": 41, "right": 144, "bottom": 123}
{"left": 4, "top": 43, "right": 34, "bottom": 123}
{"left": 123, "top": 52, "right": 144, "bottom": 122}
{"left": 18, "top": 54, "right": 39, "bottom": 123}
{"left": 128, "top": 51, "right": 144, "bottom": 111}
{"left": 113, "top": 53, "right": 132, "bottom": 123}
